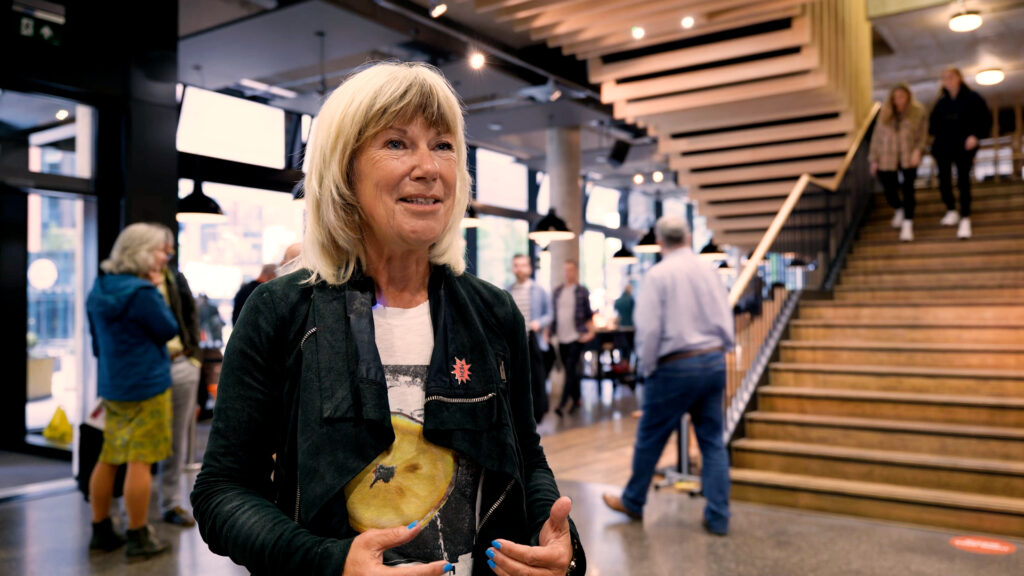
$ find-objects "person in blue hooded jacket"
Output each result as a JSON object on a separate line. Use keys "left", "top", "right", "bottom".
{"left": 86, "top": 222, "right": 179, "bottom": 559}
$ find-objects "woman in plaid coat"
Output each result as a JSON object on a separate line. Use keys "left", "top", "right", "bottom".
{"left": 869, "top": 83, "right": 928, "bottom": 242}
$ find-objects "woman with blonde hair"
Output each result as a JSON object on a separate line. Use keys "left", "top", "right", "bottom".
{"left": 86, "top": 222, "right": 179, "bottom": 558}
{"left": 193, "top": 62, "right": 584, "bottom": 576}
{"left": 869, "top": 83, "right": 927, "bottom": 241}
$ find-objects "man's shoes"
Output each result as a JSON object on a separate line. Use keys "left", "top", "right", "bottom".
{"left": 702, "top": 519, "right": 728, "bottom": 537}
{"left": 602, "top": 493, "right": 642, "bottom": 520}
{"left": 125, "top": 525, "right": 170, "bottom": 559}
{"left": 162, "top": 506, "right": 196, "bottom": 527}
{"left": 89, "top": 517, "right": 126, "bottom": 552}
{"left": 554, "top": 407, "right": 564, "bottom": 417}
{"left": 939, "top": 210, "right": 960, "bottom": 226}
{"left": 957, "top": 217, "right": 972, "bottom": 240}
{"left": 899, "top": 220, "right": 914, "bottom": 242}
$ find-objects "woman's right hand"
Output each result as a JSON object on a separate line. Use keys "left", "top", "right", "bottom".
{"left": 342, "top": 523, "right": 453, "bottom": 576}
{"left": 869, "top": 162, "right": 877, "bottom": 176}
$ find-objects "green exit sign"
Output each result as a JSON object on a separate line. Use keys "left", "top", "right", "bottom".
{"left": 12, "top": 0, "right": 64, "bottom": 47}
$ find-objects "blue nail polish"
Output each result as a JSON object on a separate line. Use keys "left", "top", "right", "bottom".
{"left": 443, "top": 562, "right": 454, "bottom": 573}
{"left": 491, "top": 540, "right": 502, "bottom": 550}
{"left": 407, "top": 521, "right": 417, "bottom": 530}
{"left": 486, "top": 549, "right": 495, "bottom": 559}
{"left": 487, "top": 559, "right": 497, "bottom": 570}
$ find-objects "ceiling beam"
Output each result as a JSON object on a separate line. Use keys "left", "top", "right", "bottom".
{"left": 673, "top": 135, "right": 851, "bottom": 171}
{"left": 640, "top": 91, "right": 842, "bottom": 134}
{"left": 601, "top": 46, "right": 818, "bottom": 104}
{"left": 588, "top": 15, "right": 808, "bottom": 83}
{"left": 672, "top": 156, "right": 839, "bottom": 186}
{"left": 658, "top": 112, "right": 853, "bottom": 154}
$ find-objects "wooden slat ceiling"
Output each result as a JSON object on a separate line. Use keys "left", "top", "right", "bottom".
{"left": 473, "top": 0, "right": 873, "bottom": 247}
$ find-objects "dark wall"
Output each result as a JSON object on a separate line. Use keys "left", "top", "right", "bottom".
{"left": 0, "top": 0, "right": 178, "bottom": 450}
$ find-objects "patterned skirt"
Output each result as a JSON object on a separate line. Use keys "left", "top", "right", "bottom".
{"left": 98, "top": 388, "right": 172, "bottom": 465}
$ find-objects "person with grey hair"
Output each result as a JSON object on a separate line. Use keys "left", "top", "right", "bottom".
{"left": 86, "top": 222, "right": 179, "bottom": 558}
{"left": 192, "top": 62, "right": 584, "bottom": 576}
{"left": 603, "top": 215, "right": 735, "bottom": 536}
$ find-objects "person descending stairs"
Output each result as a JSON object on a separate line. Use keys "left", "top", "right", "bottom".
{"left": 729, "top": 180, "right": 1024, "bottom": 537}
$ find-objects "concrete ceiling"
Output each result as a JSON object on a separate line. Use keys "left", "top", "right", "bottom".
{"left": 870, "top": 0, "right": 1024, "bottom": 107}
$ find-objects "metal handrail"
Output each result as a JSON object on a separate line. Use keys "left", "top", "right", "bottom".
{"left": 727, "top": 102, "right": 882, "bottom": 308}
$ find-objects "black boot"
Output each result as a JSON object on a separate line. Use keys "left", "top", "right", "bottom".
{"left": 89, "top": 517, "right": 126, "bottom": 551}
{"left": 125, "top": 525, "right": 169, "bottom": 559}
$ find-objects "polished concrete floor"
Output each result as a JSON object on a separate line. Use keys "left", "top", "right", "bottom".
{"left": 2, "top": 376, "right": 1022, "bottom": 575}
{"left": 1, "top": 474, "right": 1022, "bottom": 576}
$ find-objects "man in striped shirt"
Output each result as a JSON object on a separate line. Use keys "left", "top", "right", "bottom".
{"left": 506, "top": 254, "right": 553, "bottom": 423}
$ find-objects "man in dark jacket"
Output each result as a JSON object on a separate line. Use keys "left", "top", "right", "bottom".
{"left": 231, "top": 264, "right": 277, "bottom": 325}
{"left": 929, "top": 67, "right": 992, "bottom": 240}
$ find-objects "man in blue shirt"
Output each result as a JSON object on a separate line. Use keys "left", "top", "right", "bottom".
{"left": 602, "top": 216, "right": 734, "bottom": 535}
{"left": 506, "top": 254, "right": 554, "bottom": 423}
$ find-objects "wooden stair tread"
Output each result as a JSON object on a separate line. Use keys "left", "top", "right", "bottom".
{"left": 800, "top": 301, "right": 1024, "bottom": 308}
{"left": 771, "top": 362, "right": 1024, "bottom": 380}
{"left": 841, "top": 266, "right": 1024, "bottom": 277}
{"left": 745, "top": 411, "right": 1024, "bottom": 439}
{"left": 789, "top": 320, "right": 1024, "bottom": 330}
{"left": 781, "top": 340, "right": 1024, "bottom": 353}
{"left": 846, "top": 248, "right": 1024, "bottom": 261}
{"left": 760, "top": 386, "right": 1024, "bottom": 408}
{"left": 835, "top": 285, "right": 1024, "bottom": 292}
{"left": 853, "top": 233, "right": 1024, "bottom": 247}
{"left": 730, "top": 469, "right": 1024, "bottom": 514}
{"left": 732, "top": 439, "right": 1024, "bottom": 475}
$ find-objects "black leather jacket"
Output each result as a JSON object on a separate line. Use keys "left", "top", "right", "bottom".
{"left": 191, "top": 266, "right": 585, "bottom": 575}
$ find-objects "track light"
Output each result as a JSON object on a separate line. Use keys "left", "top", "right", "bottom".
{"left": 633, "top": 173, "right": 644, "bottom": 185}
{"left": 681, "top": 16, "right": 695, "bottom": 29}
{"left": 631, "top": 26, "right": 645, "bottom": 40}
{"left": 652, "top": 170, "right": 664, "bottom": 183}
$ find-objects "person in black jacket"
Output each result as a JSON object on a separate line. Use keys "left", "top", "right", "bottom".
{"left": 929, "top": 67, "right": 992, "bottom": 240}
{"left": 191, "top": 62, "right": 584, "bottom": 576}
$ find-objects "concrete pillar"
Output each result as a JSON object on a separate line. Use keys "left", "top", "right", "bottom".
{"left": 546, "top": 127, "right": 582, "bottom": 287}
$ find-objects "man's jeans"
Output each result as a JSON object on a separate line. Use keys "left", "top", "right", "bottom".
{"left": 160, "top": 356, "right": 201, "bottom": 512}
{"left": 621, "top": 351, "right": 730, "bottom": 532}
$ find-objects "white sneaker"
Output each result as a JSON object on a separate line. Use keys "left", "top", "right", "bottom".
{"left": 891, "top": 208, "right": 904, "bottom": 228}
{"left": 899, "top": 220, "right": 914, "bottom": 242}
{"left": 939, "top": 211, "right": 960, "bottom": 226}
{"left": 957, "top": 217, "right": 972, "bottom": 239}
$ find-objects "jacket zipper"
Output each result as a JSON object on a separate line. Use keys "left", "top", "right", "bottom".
{"left": 293, "top": 484, "right": 301, "bottom": 522}
{"left": 299, "top": 327, "right": 317, "bottom": 350}
{"left": 424, "top": 392, "right": 495, "bottom": 404}
{"left": 477, "top": 478, "right": 515, "bottom": 536}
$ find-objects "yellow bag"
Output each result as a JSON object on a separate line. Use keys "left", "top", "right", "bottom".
{"left": 42, "top": 406, "right": 73, "bottom": 444}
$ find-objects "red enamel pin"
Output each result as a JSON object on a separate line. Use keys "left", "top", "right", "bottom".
{"left": 451, "top": 357, "right": 472, "bottom": 385}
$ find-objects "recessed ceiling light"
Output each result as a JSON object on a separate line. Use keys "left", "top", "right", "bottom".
{"left": 633, "top": 173, "right": 645, "bottom": 185}
{"left": 975, "top": 69, "right": 1005, "bottom": 86}
{"left": 631, "top": 26, "right": 645, "bottom": 40}
{"left": 681, "top": 16, "right": 695, "bottom": 29}
{"left": 949, "top": 11, "right": 982, "bottom": 32}
{"left": 652, "top": 170, "right": 664, "bottom": 183}
{"left": 429, "top": 0, "right": 447, "bottom": 18}
{"left": 469, "top": 51, "right": 485, "bottom": 70}
{"left": 55, "top": 109, "right": 69, "bottom": 121}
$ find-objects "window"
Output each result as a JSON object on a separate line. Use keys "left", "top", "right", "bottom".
{"left": 474, "top": 215, "right": 529, "bottom": 289}
{"left": 627, "top": 191, "right": 655, "bottom": 231}
{"left": 475, "top": 148, "right": 528, "bottom": 210}
{"left": 176, "top": 86, "right": 286, "bottom": 169}
{"left": 579, "top": 230, "right": 606, "bottom": 314}
{"left": 27, "top": 191, "right": 94, "bottom": 433}
{"left": 536, "top": 171, "right": 550, "bottom": 215}
{"left": 177, "top": 180, "right": 303, "bottom": 342}
{"left": 585, "top": 184, "right": 620, "bottom": 229}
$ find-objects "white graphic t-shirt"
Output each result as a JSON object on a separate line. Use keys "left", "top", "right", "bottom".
{"left": 344, "top": 301, "right": 481, "bottom": 573}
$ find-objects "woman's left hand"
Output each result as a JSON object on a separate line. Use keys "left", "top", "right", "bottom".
{"left": 965, "top": 135, "right": 979, "bottom": 151}
{"left": 910, "top": 149, "right": 922, "bottom": 168}
{"left": 485, "top": 497, "right": 574, "bottom": 575}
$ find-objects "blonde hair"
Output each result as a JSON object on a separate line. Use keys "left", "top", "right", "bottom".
{"left": 302, "top": 61, "right": 470, "bottom": 285}
{"left": 880, "top": 83, "right": 923, "bottom": 126}
{"left": 100, "top": 222, "right": 172, "bottom": 277}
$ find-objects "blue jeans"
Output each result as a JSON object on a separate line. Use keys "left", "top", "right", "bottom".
{"left": 621, "top": 352, "right": 730, "bottom": 532}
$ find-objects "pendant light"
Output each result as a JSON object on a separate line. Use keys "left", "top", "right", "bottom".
{"left": 461, "top": 202, "right": 481, "bottom": 228}
{"left": 699, "top": 240, "right": 725, "bottom": 261}
{"left": 528, "top": 208, "right": 575, "bottom": 247}
{"left": 612, "top": 245, "right": 638, "bottom": 264}
{"left": 633, "top": 226, "right": 660, "bottom": 253}
{"left": 177, "top": 179, "right": 226, "bottom": 223}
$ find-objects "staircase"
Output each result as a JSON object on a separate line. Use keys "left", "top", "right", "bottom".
{"left": 730, "top": 181, "right": 1024, "bottom": 537}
